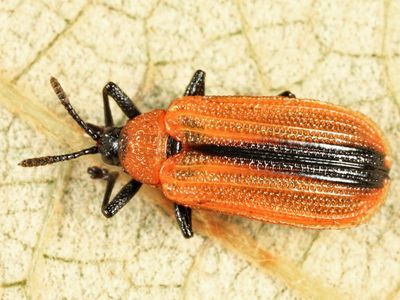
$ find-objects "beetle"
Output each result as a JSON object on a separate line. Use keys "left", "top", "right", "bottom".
{"left": 20, "top": 70, "right": 391, "bottom": 238}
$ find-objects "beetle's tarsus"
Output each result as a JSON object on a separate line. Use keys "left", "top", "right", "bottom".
{"left": 184, "top": 70, "right": 206, "bottom": 96}
{"left": 174, "top": 204, "right": 193, "bottom": 238}
{"left": 278, "top": 91, "right": 296, "bottom": 98}
{"left": 87, "top": 166, "right": 109, "bottom": 179}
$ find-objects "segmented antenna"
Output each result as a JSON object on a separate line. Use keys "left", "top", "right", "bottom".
{"left": 50, "top": 77, "right": 100, "bottom": 141}
{"left": 19, "top": 146, "right": 98, "bottom": 167}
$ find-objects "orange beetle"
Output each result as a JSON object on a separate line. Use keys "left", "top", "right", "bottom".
{"left": 21, "top": 70, "right": 391, "bottom": 238}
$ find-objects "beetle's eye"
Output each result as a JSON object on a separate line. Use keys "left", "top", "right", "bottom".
{"left": 98, "top": 129, "right": 121, "bottom": 166}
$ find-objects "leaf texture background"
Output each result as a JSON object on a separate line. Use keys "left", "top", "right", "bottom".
{"left": 0, "top": 1, "right": 400, "bottom": 299}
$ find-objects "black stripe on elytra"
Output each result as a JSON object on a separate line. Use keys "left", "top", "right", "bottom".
{"left": 191, "top": 141, "right": 389, "bottom": 188}
{"left": 166, "top": 136, "right": 182, "bottom": 157}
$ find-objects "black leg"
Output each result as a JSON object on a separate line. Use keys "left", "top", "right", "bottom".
{"left": 88, "top": 166, "right": 142, "bottom": 218}
{"left": 278, "top": 91, "right": 296, "bottom": 98}
{"left": 88, "top": 166, "right": 109, "bottom": 179}
{"left": 103, "top": 82, "right": 141, "bottom": 126}
{"left": 102, "top": 178, "right": 141, "bottom": 218}
{"left": 183, "top": 70, "right": 206, "bottom": 96}
{"left": 174, "top": 204, "right": 193, "bottom": 238}
{"left": 91, "top": 83, "right": 141, "bottom": 215}
{"left": 172, "top": 70, "right": 207, "bottom": 238}
{"left": 86, "top": 122, "right": 104, "bottom": 136}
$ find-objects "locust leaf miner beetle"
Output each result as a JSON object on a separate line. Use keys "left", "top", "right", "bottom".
{"left": 20, "top": 70, "right": 391, "bottom": 238}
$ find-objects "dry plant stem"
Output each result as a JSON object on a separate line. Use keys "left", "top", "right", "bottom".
{"left": 0, "top": 78, "right": 346, "bottom": 299}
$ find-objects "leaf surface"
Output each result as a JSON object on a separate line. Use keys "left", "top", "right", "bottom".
{"left": 0, "top": 1, "right": 399, "bottom": 299}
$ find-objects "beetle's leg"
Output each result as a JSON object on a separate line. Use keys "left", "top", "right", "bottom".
{"left": 88, "top": 166, "right": 109, "bottom": 179}
{"left": 278, "top": 91, "right": 296, "bottom": 98}
{"left": 86, "top": 123, "right": 104, "bottom": 136}
{"left": 101, "top": 178, "right": 141, "bottom": 218}
{"left": 174, "top": 204, "right": 193, "bottom": 238}
{"left": 103, "top": 82, "right": 141, "bottom": 126}
{"left": 171, "top": 70, "right": 207, "bottom": 238}
{"left": 184, "top": 70, "right": 206, "bottom": 96}
{"left": 87, "top": 166, "right": 142, "bottom": 218}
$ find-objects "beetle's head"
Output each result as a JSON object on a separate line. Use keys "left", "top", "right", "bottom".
{"left": 19, "top": 77, "right": 123, "bottom": 168}
{"left": 97, "top": 127, "right": 121, "bottom": 166}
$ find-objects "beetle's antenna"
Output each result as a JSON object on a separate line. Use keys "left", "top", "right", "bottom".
{"left": 19, "top": 146, "right": 98, "bottom": 167}
{"left": 50, "top": 77, "right": 100, "bottom": 141}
